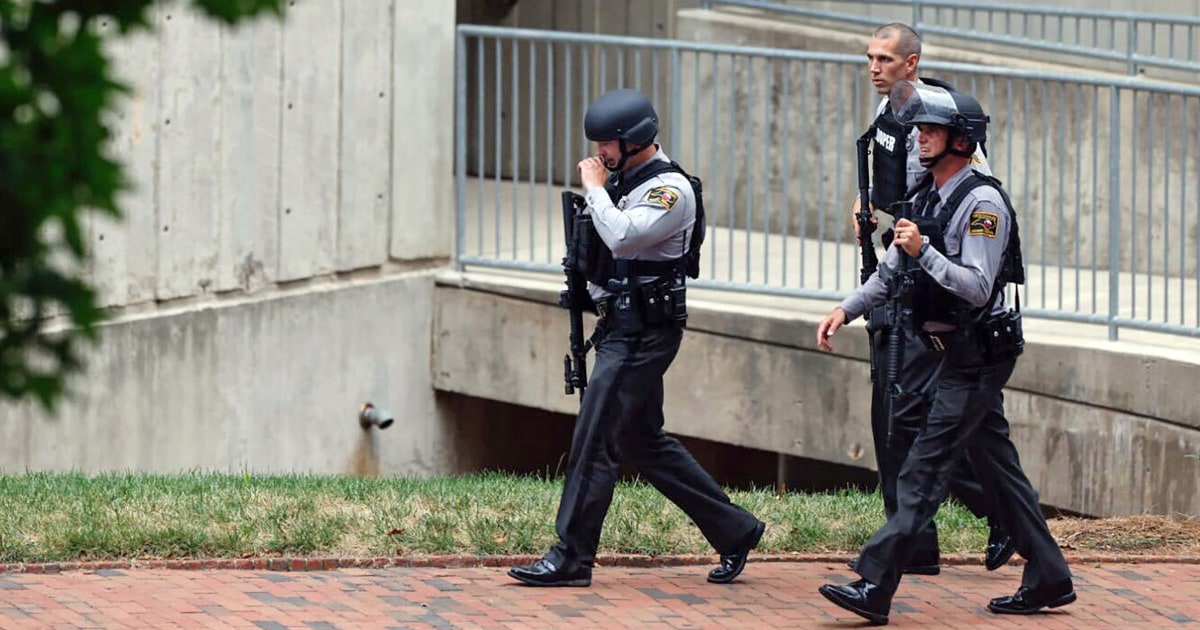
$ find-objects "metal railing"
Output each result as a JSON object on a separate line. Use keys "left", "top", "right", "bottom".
{"left": 702, "top": 0, "right": 1200, "bottom": 75}
{"left": 455, "top": 25, "right": 1200, "bottom": 340}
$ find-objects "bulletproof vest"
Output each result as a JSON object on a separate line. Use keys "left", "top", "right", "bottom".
{"left": 580, "top": 159, "right": 706, "bottom": 286}
{"left": 869, "top": 105, "right": 910, "bottom": 213}
{"left": 909, "top": 170, "right": 1024, "bottom": 327}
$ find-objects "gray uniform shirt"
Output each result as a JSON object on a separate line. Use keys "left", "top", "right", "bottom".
{"left": 583, "top": 148, "right": 696, "bottom": 300}
{"left": 841, "top": 164, "right": 1012, "bottom": 328}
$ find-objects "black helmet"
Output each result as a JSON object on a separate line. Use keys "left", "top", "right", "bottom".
{"left": 584, "top": 88, "right": 659, "bottom": 146}
{"left": 889, "top": 80, "right": 988, "bottom": 146}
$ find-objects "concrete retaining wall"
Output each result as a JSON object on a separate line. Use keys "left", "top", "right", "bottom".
{"left": 431, "top": 271, "right": 1200, "bottom": 517}
{"left": 1, "top": 272, "right": 461, "bottom": 476}
{"left": 0, "top": 0, "right": 458, "bottom": 476}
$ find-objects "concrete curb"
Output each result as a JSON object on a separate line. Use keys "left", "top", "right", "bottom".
{"left": 3, "top": 552, "right": 1199, "bottom": 575}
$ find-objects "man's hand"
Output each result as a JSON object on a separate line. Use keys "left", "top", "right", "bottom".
{"left": 578, "top": 156, "right": 608, "bottom": 190}
{"left": 816, "top": 307, "right": 848, "bottom": 352}
{"left": 892, "top": 218, "right": 924, "bottom": 257}
{"left": 851, "top": 197, "right": 878, "bottom": 242}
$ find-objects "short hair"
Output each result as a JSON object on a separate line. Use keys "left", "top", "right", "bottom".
{"left": 874, "top": 22, "right": 922, "bottom": 59}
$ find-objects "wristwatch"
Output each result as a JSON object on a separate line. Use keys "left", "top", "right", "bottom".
{"left": 918, "top": 236, "right": 931, "bottom": 259}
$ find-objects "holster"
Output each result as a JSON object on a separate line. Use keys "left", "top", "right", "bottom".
{"left": 971, "top": 309, "right": 1024, "bottom": 363}
{"left": 605, "top": 276, "right": 644, "bottom": 334}
{"left": 603, "top": 271, "right": 688, "bottom": 334}
{"left": 640, "top": 271, "right": 688, "bottom": 328}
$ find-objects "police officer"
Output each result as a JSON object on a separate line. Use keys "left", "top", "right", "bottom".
{"left": 816, "top": 82, "right": 1075, "bottom": 624}
{"left": 508, "top": 88, "right": 765, "bottom": 588}
{"left": 852, "top": 22, "right": 1013, "bottom": 576}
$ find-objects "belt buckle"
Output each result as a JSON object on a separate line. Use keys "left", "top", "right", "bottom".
{"left": 927, "top": 332, "right": 946, "bottom": 352}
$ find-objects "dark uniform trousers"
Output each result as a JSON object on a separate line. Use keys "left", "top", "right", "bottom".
{"left": 545, "top": 318, "right": 760, "bottom": 571}
{"left": 855, "top": 339, "right": 1070, "bottom": 594}
{"left": 868, "top": 322, "right": 997, "bottom": 559}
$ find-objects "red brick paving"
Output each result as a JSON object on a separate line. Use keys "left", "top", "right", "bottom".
{"left": 0, "top": 561, "right": 1196, "bottom": 628}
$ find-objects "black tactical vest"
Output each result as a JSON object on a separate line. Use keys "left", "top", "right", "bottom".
{"left": 870, "top": 105, "right": 910, "bottom": 213}
{"left": 580, "top": 160, "right": 706, "bottom": 286}
{"left": 906, "top": 183, "right": 958, "bottom": 327}
{"left": 909, "top": 170, "right": 1024, "bottom": 327}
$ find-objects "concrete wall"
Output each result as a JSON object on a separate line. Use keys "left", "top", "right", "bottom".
{"left": 431, "top": 271, "right": 1200, "bottom": 517}
{"left": 0, "top": 0, "right": 458, "bottom": 475}
{"left": 91, "top": 0, "right": 452, "bottom": 307}
{"left": 1, "top": 273, "right": 462, "bottom": 476}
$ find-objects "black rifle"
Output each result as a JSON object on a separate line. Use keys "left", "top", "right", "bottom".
{"left": 558, "top": 191, "right": 591, "bottom": 405}
{"left": 856, "top": 131, "right": 879, "bottom": 286}
{"left": 881, "top": 199, "right": 917, "bottom": 448}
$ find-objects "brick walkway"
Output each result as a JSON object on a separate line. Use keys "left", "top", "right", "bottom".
{"left": 0, "top": 561, "right": 1197, "bottom": 628}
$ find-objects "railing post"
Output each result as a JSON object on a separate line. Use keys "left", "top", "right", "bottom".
{"left": 455, "top": 28, "right": 468, "bottom": 270}
{"left": 671, "top": 48, "right": 681, "bottom": 148}
{"left": 912, "top": 0, "right": 922, "bottom": 28}
{"left": 1108, "top": 88, "right": 1121, "bottom": 341}
{"left": 1127, "top": 18, "right": 1138, "bottom": 75}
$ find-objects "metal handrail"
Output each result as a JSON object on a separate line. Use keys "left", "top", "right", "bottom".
{"left": 458, "top": 25, "right": 1200, "bottom": 95}
{"left": 454, "top": 26, "right": 1200, "bottom": 340}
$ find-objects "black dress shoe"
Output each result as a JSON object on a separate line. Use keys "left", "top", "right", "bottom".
{"left": 985, "top": 522, "right": 1018, "bottom": 571}
{"left": 819, "top": 579, "right": 892, "bottom": 625}
{"left": 987, "top": 580, "right": 1076, "bottom": 614}
{"left": 507, "top": 558, "right": 591, "bottom": 587}
{"left": 846, "top": 556, "right": 940, "bottom": 576}
{"left": 707, "top": 521, "right": 765, "bottom": 584}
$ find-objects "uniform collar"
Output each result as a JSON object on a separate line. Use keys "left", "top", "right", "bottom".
{"left": 621, "top": 145, "right": 668, "bottom": 180}
{"left": 930, "top": 163, "right": 976, "bottom": 206}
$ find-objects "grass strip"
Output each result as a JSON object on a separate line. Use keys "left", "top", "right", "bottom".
{"left": 0, "top": 471, "right": 986, "bottom": 563}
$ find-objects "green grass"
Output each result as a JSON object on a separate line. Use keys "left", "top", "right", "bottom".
{"left": 0, "top": 471, "right": 988, "bottom": 563}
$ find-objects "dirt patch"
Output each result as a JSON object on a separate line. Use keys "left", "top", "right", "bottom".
{"left": 1050, "top": 515, "right": 1200, "bottom": 555}
{"left": 348, "top": 432, "right": 380, "bottom": 478}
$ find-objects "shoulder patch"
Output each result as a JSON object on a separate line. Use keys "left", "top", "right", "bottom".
{"left": 968, "top": 211, "right": 999, "bottom": 238}
{"left": 644, "top": 186, "right": 681, "bottom": 211}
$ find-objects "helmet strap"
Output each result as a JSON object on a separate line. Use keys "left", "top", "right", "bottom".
{"left": 918, "top": 147, "right": 951, "bottom": 169}
{"left": 610, "top": 139, "right": 646, "bottom": 172}
{"left": 918, "top": 129, "right": 971, "bottom": 168}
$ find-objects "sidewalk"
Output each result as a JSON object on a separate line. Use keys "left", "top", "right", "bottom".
{"left": 1, "top": 560, "right": 1197, "bottom": 628}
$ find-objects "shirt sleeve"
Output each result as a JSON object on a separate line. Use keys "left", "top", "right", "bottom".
{"left": 916, "top": 198, "right": 1009, "bottom": 307}
{"left": 584, "top": 183, "right": 689, "bottom": 258}
{"left": 839, "top": 243, "right": 901, "bottom": 320}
